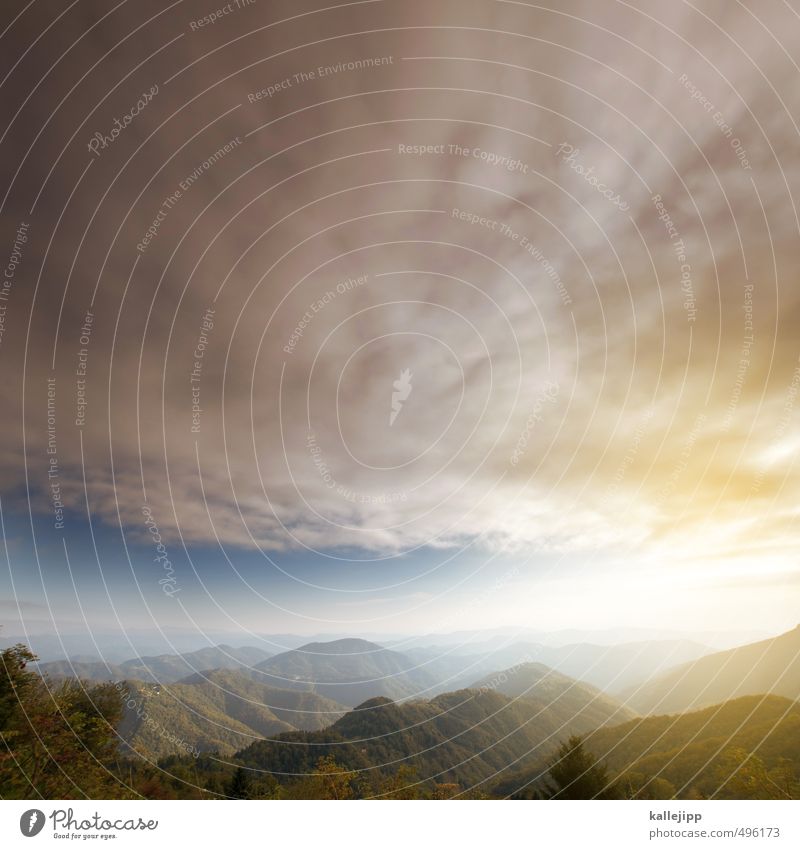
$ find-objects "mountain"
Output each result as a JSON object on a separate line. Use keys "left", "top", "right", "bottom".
{"left": 624, "top": 625, "right": 800, "bottom": 715}
{"left": 177, "top": 668, "right": 347, "bottom": 730}
{"left": 468, "top": 662, "right": 635, "bottom": 726}
{"left": 117, "top": 669, "right": 347, "bottom": 759}
{"left": 237, "top": 663, "right": 633, "bottom": 788}
{"left": 492, "top": 695, "right": 800, "bottom": 799}
{"left": 119, "top": 645, "right": 274, "bottom": 682}
{"left": 250, "top": 638, "right": 437, "bottom": 707}
{"left": 36, "top": 644, "right": 274, "bottom": 684}
{"left": 34, "top": 658, "right": 128, "bottom": 681}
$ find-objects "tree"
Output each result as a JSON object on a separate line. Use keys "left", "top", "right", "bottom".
{"left": 226, "top": 766, "right": 253, "bottom": 799}
{"left": 377, "top": 764, "right": 422, "bottom": 799}
{"left": 432, "top": 782, "right": 461, "bottom": 799}
{"left": 713, "top": 749, "right": 777, "bottom": 800}
{"left": 768, "top": 758, "right": 799, "bottom": 800}
{"left": 544, "top": 735, "right": 622, "bottom": 799}
{"left": 622, "top": 772, "right": 676, "bottom": 799}
{"left": 288, "top": 755, "right": 358, "bottom": 799}
{"left": 0, "top": 643, "right": 127, "bottom": 798}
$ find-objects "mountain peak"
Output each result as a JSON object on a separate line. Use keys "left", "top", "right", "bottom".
{"left": 294, "top": 638, "right": 386, "bottom": 655}
{"left": 352, "top": 696, "right": 395, "bottom": 710}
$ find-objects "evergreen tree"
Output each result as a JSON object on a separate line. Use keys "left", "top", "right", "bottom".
{"left": 545, "top": 735, "right": 621, "bottom": 799}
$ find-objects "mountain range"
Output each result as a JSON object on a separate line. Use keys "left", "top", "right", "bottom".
{"left": 2, "top": 626, "right": 762, "bottom": 664}
{"left": 118, "top": 645, "right": 634, "bottom": 760}
{"left": 35, "top": 644, "right": 274, "bottom": 684}
{"left": 26, "top": 626, "right": 800, "bottom": 781}
{"left": 28, "top": 634, "right": 713, "bottom": 697}
{"left": 237, "top": 678, "right": 631, "bottom": 789}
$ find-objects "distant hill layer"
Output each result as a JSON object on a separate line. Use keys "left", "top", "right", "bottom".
{"left": 624, "top": 626, "right": 800, "bottom": 714}
{"left": 31, "top": 636, "right": 712, "bottom": 696}
{"left": 36, "top": 644, "right": 274, "bottom": 684}
{"left": 403, "top": 639, "right": 711, "bottom": 695}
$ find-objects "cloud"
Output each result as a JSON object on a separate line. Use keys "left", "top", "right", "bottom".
{"left": 2, "top": 0, "right": 799, "bottom": 574}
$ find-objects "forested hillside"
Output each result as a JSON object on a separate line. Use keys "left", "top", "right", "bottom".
{"left": 492, "top": 695, "right": 800, "bottom": 799}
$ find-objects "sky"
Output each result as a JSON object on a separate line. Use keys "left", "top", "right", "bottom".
{"left": 1, "top": 0, "right": 799, "bottom": 649}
